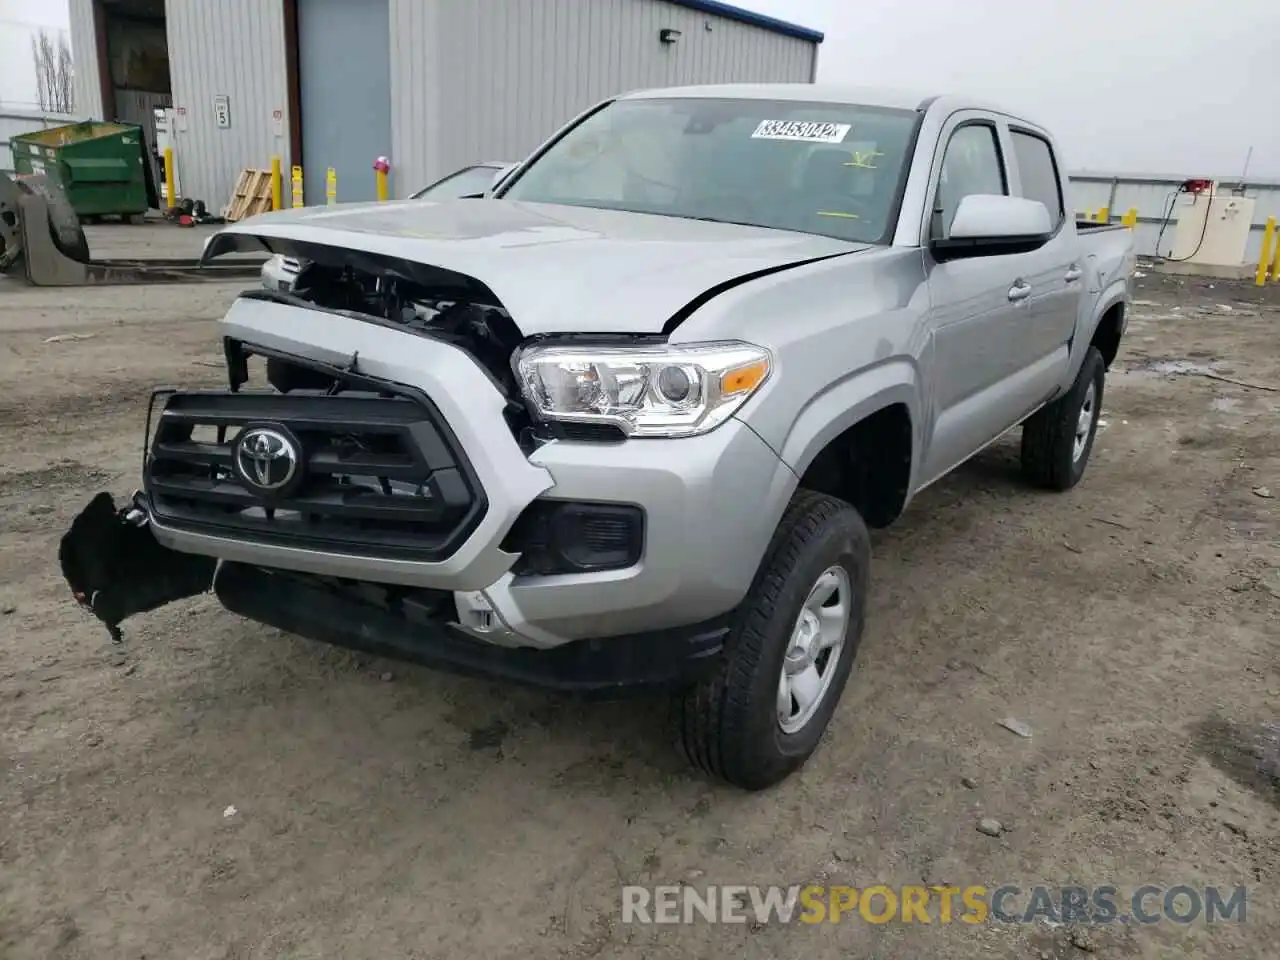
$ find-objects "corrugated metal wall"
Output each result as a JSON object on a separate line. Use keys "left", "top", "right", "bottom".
{"left": 165, "top": 0, "right": 291, "bottom": 210}
{"left": 67, "top": 0, "right": 103, "bottom": 121}
{"left": 1069, "top": 173, "right": 1280, "bottom": 264}
{"left": 389, "top": 0, "right": 817, "bottom": 196}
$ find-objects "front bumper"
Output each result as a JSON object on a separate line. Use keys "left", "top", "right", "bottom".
{"left": 214, "top": 561, "right": 727, "bottom": 697}
{"left": 150, "top": 297, "right": 798, "bottom": 649}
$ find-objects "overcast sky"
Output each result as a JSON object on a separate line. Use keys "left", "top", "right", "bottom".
{"left": 746, "top": 0, "right": 1279, "bottom": 178}
{"left": 2, "top": 0, "right": 1276, "bottom": 177}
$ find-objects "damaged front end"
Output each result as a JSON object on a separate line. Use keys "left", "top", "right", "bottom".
{"left": 58, "top": 248, "right": 546, "bottom": 645}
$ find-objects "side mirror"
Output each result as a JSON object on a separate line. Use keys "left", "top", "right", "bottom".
{"left": 489, "top": 163, "right": 517, "bottom": 193}
{"left": 932, "top": 194, "right": 1053, "bottom": 262}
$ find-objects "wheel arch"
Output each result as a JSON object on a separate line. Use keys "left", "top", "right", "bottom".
{"left": 780, "top": 365, "right": 920, "bottom": 529}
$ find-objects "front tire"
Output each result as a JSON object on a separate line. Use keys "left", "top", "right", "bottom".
{"left": 1020, "top": 345, "right": 1105, "bottom": 491}
{"left": 673, "top": 490, "right": 870, "bottom": 791}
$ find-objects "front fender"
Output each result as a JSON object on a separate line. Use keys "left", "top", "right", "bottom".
{"left": 773, "top": 360, "right": 921, "bottom": 481}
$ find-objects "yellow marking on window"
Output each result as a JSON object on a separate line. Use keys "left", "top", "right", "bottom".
{"left": 816, "top": 210, "right": 860, "bottom": 219}
{"left": 844, "top": 149, "right": 884, "bottom": 169}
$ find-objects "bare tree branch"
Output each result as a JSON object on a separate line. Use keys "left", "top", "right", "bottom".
{"left": 29, "top": 29, "right": 76, "bottom": 113}
{"left": 56, "top": 34, "right": 76, "bottom": 113}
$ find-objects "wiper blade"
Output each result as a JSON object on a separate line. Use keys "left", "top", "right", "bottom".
{"left": 684, "top": 215, "right": 767, "bottom": 229}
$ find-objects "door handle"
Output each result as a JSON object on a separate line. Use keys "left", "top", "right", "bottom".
{"left": 1008, "top": 281, "right": 1032, "bottom": 302}
{"left": 1064, "top": 265, "right": 1083, "bottom": 283}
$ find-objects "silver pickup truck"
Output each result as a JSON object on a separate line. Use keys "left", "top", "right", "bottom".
{"left": 59, "top": 84, "right": 1134, "bottom": 790}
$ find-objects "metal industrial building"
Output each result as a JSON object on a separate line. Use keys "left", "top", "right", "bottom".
{"left": 67, "top": 0, "right": 822, "bottom": 209}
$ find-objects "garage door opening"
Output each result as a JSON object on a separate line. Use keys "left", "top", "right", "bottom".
{"left": 286, "top": 0, "right": 391, "bottom": 205}
{"left": 91, "top": 0, "right": 172, "bottom": 197}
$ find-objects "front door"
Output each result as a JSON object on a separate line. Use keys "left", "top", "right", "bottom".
{"left": 297, "top": 0, "right": 392, "bottom": 205}
{"left": 921, "top": 118, "right": 1026, "bottom": 483}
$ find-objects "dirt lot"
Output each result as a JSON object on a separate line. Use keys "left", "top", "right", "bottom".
{"left": 0, "top": 238, "right": 1276, "bottom": 958}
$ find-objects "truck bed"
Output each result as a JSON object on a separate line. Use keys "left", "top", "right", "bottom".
{"left": 1075, "top": 219, "right": 1129, "bottom": 233}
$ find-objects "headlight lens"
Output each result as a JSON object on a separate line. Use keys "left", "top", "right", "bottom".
{"left": 516, "top": 341, "right": 772, "bottom": 438}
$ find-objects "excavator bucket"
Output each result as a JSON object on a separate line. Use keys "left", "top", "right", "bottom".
{"left": 0, "top": 171, "right": 90, "bottom": 274}
{"left": 0, "top": 171, "right": 264, "bottom": 286}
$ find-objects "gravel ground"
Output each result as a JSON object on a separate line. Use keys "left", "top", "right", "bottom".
{"left": 0, "top": 239, "right": 1277, "bottom": 958}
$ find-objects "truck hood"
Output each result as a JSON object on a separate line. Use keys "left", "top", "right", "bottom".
{"left": 204, "top": 199, "right": 868, "bottom": 335}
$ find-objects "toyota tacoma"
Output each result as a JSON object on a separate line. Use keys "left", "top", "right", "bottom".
{"left": 59, "top": 84, "right": 1134, "bottom": 790}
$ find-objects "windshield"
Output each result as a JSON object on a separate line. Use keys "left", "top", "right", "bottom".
{"left": 501, "top": 97, "right": 919, "bottom": 244}
{"left": 410, "top": 164, "right": 501, "bottom": 200}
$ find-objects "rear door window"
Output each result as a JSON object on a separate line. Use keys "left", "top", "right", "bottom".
{"left": 1010, "top": 131, "right": 1064, "bottom": 228}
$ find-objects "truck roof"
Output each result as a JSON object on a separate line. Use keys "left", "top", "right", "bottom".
{"left": 620, "top": 83, "right": 1031, "bottom": 125}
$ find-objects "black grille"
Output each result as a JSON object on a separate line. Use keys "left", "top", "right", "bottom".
{"left": 145, "top": 389, "right": 485, "bottom": 561}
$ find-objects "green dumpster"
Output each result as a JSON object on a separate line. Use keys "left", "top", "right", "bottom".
{"left": 11, "top": 121, "right": 149, "bottom": 221}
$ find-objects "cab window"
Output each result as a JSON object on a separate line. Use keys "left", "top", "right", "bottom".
{"left": 1010, "top": 131, "right": 1064, "bottom": 228}
{"left": 933, "top": 123, "right": 1007, "bottom": 237}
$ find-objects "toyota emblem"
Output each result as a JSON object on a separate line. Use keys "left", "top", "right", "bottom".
{"left": 234, "top": 426, "right": 300, "bottom": 493}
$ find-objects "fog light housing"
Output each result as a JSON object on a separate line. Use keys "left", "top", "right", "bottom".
{"left": 503, "top": 501, "right": 644, "bottom": 575}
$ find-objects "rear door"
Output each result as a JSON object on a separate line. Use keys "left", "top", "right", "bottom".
{"left": 920, "top": 115, "right": 1024, "bottom": 483}
{"left": 1005, "top": 127, "right": 1076, "bottom": 388}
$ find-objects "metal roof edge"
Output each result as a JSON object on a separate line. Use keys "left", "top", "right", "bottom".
{"left": 1069, "top": 169, "right": 1280, "bottom": 188}
{"left": 661, "top": 0, "right": 825, "bottom": 43}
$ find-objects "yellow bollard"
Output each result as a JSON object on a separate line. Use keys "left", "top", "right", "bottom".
{"left": 373, "top": 155, "right": 391, "bottom": 201}
{"left": 1121, "top": 208, "right": 1138, "bottom": 229}
{"left": 325, "top": 167, "right": 337, "bottom": 206}
{"left": 1255, "top": 216, "right": 1277, "bottom": 286}
{"left": 1096, "top": 206, "right": 1109, "bottom": 225}
{"left": 1271, "top": 228, "right": 1280, "bottom": 284}
{"left": 163, "top": 146, "right": 176, "bottom": 209}
{"left": 270, "top": 155, "right": 282, "bottom": 211}
{"left": 291, "top": 165, "right": 304, "bottom": 208}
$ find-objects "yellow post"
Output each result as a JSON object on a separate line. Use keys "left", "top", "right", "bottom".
{"left": 1096, "top": 206, "right": 1109, "bottom": 225}
{"left": 1271, "top": 227, "right": 1280, "bottom": 284}
{"left": 291, "top": 165, "right": 304, "bottom": 208}
{"left": 163, "top": 146, "right": 176, "bottom": 208}
{"left": 376, "top": 168, "right": 388, "bottom": 202}
{"left": 325, "top": 167, "right": 337, "bottom": 206}
{"left": 1122, "top": 207, "right": 1138, "bottom": 228}
{"left": 1255, "top": 216, "right": 1276, "bottom": 286}
{"left": 270, "top": 155, "right": 283, "bottom": 211}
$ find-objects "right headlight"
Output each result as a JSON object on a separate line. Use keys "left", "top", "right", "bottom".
{"left": 515, "top": 340, "right": 772, "bottom": 438}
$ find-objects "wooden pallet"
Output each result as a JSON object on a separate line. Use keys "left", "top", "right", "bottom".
{"left": 225, "top": 169, "right": 274, "bottom": 222}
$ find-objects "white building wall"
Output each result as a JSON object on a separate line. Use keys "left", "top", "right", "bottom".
{"left": 390, "top": 0, "right": 818, "bottom": 197}
{"left": 67, "top": 0, "right": 103, "bottom": 121}
{"left": 165, "top": 0, "right": 291, "bottom": 209}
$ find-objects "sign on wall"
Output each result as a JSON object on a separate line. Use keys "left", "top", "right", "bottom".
{"left": 213, "top": 95, "right": 231, "bottom": 129}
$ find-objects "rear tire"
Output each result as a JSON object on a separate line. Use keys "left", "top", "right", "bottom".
{"left": 1021, "top": 346, "right": 1105, "bottom": 491}
{"left": 673, "top": 490, "right": 870, "bottom": 791}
